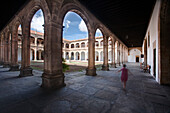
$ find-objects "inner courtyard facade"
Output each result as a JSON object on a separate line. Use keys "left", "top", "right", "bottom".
{"left": 18, "top": 28, "right": 127, "bottom": 64}
{"left": 0, "top": 0, "right": 169, "bottom": 90}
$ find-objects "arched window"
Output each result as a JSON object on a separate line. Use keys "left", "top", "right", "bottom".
{"left": 76, "top": 43, "right": 79, "bottom": 48}
{"left": 95, "top": 41, "right": 99, "bottom": 47}
{"left": 71, "top": 44, "right": 74, "bottom": 48}
{"left": 66, "top": 43, "right": 69, "bottom": 48}
{"left": 81, "top": 42, "right": 85, "bottom": 48}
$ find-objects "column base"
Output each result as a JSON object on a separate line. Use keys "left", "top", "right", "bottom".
{"left": 86, "top": 67, "right": 97, "bottom": 76}
{"left": 102, "top": 65, "right": 109, "bottom": 71}
{"left": 0, "top": 62, "right": 4, "bottom": 65}
{"left": 9, "top": 64, "right": 19, "bottom": 71}
{"left": 111, "top": 63, "right": 116, "bottom": 68}
{"left": 19, "top": 67, "right": 33, "bottom": 77}
{"left": 41, "top": 73, "right": 66, "bottom": 89}
{"left": 3, "top": 63, "right": 10, "bottom": 68}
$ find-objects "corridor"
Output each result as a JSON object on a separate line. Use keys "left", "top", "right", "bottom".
{"left": 0, "top": 63, "right": 170, "bottom": 113}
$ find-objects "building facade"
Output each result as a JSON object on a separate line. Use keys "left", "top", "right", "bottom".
{"left": 20, "top": 29, "right": 124, "bottom": 64}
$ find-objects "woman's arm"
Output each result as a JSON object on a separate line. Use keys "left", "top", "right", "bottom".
{"left": 118, "top": 69, "right": 121, "bottom": 73}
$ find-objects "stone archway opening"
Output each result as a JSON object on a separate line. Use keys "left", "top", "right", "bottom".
{"left": 17, "top": 25, "right": 22, "bottom": 62}
{"left": 62, "top": 11, "right": 89, "bottom": 72}
{"left": 19, "top": 8, "right": 45, "bottom": 75}
{"left": 95, "top": 28, "right": 103, "bottom": 65}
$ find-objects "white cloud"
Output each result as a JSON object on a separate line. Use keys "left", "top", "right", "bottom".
{"left": 79, "top": 20, "right": 88, "bottom": 32}
{"left": 65, "top": 20, "right": 71, "bottom": 29}
{"left": 31, "top": 10, "right": 44, "bottom": 33}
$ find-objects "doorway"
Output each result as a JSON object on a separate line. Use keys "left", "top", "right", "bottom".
{"left": 136, "top": 56, "right": 139, "bottom": 62}
{"left": 153, "top": 49, "right": 156, "bottom": 77}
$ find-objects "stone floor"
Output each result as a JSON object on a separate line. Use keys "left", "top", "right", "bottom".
{"left": 0, "top": 63, "right": 170, "bottom": 113}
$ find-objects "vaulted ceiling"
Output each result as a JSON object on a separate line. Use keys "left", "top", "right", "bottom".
{"left": 0, "top": 0, "right": 156, "bottom": 47}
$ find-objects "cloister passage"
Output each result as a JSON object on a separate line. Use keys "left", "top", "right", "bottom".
{"left": 0, "top": 63, "right": 170, "bottom": 113}
{"left": 0, "top": 0, "right": 169, "bottom": 89}
{"left": 0, "top": 0, "right": 170, "bottom": 112}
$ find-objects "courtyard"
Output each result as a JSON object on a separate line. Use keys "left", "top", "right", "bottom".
{"left": 0, "top": 63, "right": 170, "bottom": 113}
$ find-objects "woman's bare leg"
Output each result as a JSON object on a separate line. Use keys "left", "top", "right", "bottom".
{"left": 123, "top": 81, "right": 126, "bottom": 89}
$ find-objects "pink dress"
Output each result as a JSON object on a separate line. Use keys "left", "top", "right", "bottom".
{"left": 121, "top": 68, "right": 128, "bottom": 82}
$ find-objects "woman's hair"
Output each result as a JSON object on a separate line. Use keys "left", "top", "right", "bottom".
{"left": 123, "top": 64, "right": 126, "bottom": 68}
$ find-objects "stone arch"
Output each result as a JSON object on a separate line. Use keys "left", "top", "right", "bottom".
{"left": 25, "top": 0, "right": 50, "bottom": 27}
{"left": 58, "top": 3, "right": 92, "bottom": 36}
{"left": 94, "top": 24, "right": 106, "bottom": 39}
{"left": 12, "top": 17, "right": 23, "bottom": 41}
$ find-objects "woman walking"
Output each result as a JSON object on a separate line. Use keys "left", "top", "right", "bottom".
{"left": 118, "top": 64, "right": 129, "bottom": 89}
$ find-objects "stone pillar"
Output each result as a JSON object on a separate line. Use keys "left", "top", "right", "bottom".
{"left": 86, "top": 30, "right": 96, "bottom": 76}
{"left": 79, "top": 52, "right": 81, "bottom": 61}
{"left": 122, "top": 46, "right": 124, "bottom": 63}
{"left": 34, "top": 48, "right": 37, "bottom": 61}
{"left": 9, "top": 31, "right": 19, "bottom": 71}
{"left": 111, "top": 39, "right": 116, "bottom": 68}
{"left": 1, "top": 37, "right": 4, "bottom": 64}
{"left": 102, "top": 36, "right": 109, "bottom": 71}
{"left": 3, "top": 38, "right": 9, "bottom": 68}
{"left": 0, "top": 38, "right": 2, "bottom": 64}
{"left": 39, "top": 51, "right": 41, "bottom": 60}
{"left": 121, "top": 45, "right": 123, "bottom": 64}
{"left": 19, "top": 24, "right": 33, "bottom": 77}
{"left": 41, "top": 20, "right": 65, "bottom": 89}
{"left": 117, "top": 42, "right": 120, "bottom": 66}
{"left": 35, "top": 37, "right": 37, "bottom": 46}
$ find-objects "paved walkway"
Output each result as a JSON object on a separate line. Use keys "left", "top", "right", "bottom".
{"left": 0, "top": 63, "right": 170, "bottom": 113}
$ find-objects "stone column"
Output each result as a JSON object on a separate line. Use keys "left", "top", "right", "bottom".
{"left": 39, "top": 51, "right": 41, "bottom": 60}
{"left": 102, "top": 36, "right": 109, "bottom": 71}
{"left": 86, "top": 30, "right": 96, "bottom": 76}
{"left": 1, "top": 37, "right": 4, "bottom": 64}
{"left": 19, "top": 24, "right": 33, "bottom": 77}
{"left": 9, "top": 31, "right": 19, "bottom": 71}
{"left": 34, "top": 48, "right": 37, "bottom": 61}
{"left": 41, "top": 20, "right": 65, "bottom": 89}
{"left": 122, "top": 46, "right": 124, "bottom": 64}
{"left": 35, "top": 37, "right": 37, "bottom": 46}
{"left": 111, "top": 38, "right": 116, "bottom": 68}
{"left": 79, "top": 52, "right": 81, "bottom": 61}
{"left": 117, "top": 42, "right": 120, "bottom": 66}
{"left": 3, "top": 38, "right": 9, "bottom": 68}
{"left": 0, "top": 38, "right": 2, "bottom": 64}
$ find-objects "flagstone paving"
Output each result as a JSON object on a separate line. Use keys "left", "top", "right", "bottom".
{"left": 0, "top": 63, "right": 170, "bottom": 113}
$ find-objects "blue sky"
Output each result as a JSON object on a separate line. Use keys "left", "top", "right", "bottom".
{"left": 30, "top": 10, "right": 102, "bottom": 40}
